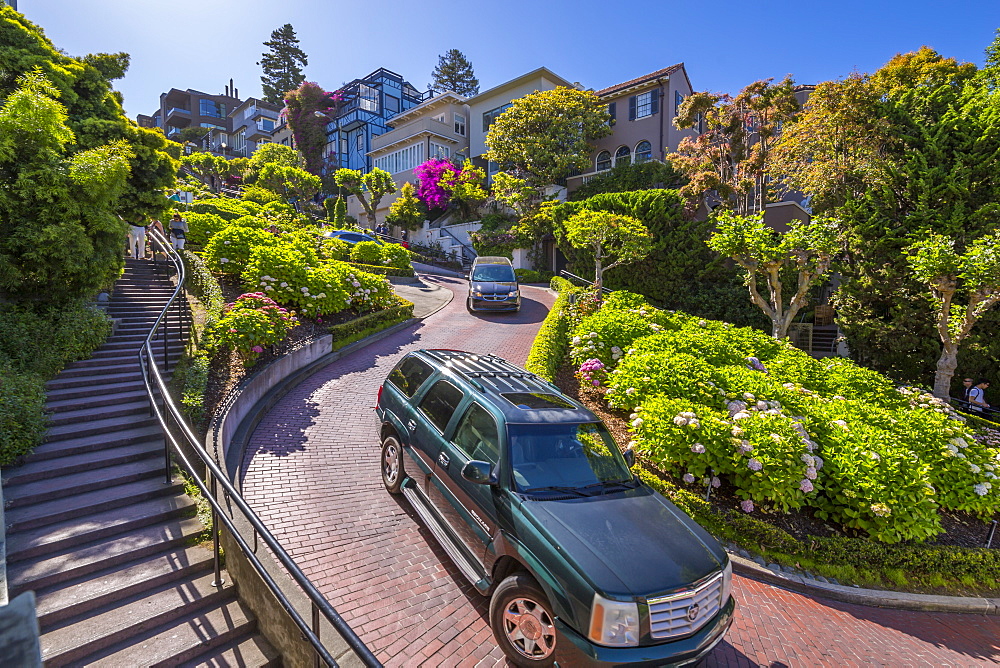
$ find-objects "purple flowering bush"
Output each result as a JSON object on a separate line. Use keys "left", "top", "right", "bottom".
{"left": 413, "top": 158, "right": 456, "bottom": 210}
{"left": 210, "top": 292, "right": 298, "bottom": 366}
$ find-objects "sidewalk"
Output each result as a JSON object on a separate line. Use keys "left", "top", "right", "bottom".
{"left": 392, "top": 275, "right": 455, "bottom": 318}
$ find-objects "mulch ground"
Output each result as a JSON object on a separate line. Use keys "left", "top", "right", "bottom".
{"left": 553, "top": 363, "right": 999, "bottom": 552}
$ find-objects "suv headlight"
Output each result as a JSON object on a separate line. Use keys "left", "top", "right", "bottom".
{"left": 509, "top": 289, "right": 519, "bottom": 298}
{"left": 720, "top": 560, "right": 733, "bottom": 605}
{"left": 588, "top": 593, "right": 639, "bottom": 647}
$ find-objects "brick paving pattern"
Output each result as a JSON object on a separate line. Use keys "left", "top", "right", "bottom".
{"left": 242, "top": 275, "right": 1000, "bottom": 667}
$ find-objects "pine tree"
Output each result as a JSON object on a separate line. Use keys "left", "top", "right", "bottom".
{"left": 258, "top": 24, "right": 308, "bottom": 105}
{"left": 429, "top": 49, "right": 479, "bottom": 96}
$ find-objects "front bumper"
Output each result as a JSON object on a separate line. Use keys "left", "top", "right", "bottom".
{"left": 553, "top": 596, "right": 735, "bottom": 667}
{"left": 468, "top": 295, "right": 521, "bottom": 311}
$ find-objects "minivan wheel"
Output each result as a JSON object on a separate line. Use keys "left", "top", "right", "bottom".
{"left": 489, "top": 574, "right": 557, "bottom": 666}
{"left": 381, "top": 435, "right": 404, "bottom": 494}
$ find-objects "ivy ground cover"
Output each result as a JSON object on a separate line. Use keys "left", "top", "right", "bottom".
{"left": 570, "top": 291, "right": 1000, "bottom": 543}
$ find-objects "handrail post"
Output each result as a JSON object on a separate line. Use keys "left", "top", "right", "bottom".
{"left": 164, "top": 401, "right": 172, "bottom": 485}
{"left": 312, "top": 602, "right": 321, "bottom": 668}
{"left": 210, "top": 472, "right": 225, "bottom": 588}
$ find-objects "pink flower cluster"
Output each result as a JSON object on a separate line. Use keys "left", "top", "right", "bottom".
{"left": 413, "top": 158, "right": 458, "bottom": 210}
{"left": 578, "top": 358, "right": 605, "bottom": 388}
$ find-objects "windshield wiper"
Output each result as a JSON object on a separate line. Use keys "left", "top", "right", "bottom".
{"left": 577, "top": 479, "right": 640, "bottom": 495}
{"left": 520, "top": 485, "right": 591, "bottom": 498}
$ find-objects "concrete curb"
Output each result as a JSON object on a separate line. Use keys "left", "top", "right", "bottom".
{"left": 729, "top": 551, "right": 1000, "bottom": 615}
{"left": 409, "top": 275, "right": 454, "bottom": 320}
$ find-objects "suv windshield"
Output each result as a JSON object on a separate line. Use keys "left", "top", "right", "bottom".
{"left": 472, "top": 265, "right": 516, "bottom": 283}
{"left": 508, "top": 423, "right": 633, "bottom": 492}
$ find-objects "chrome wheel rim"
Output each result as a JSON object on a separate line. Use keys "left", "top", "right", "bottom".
{"left": 502, "top": 597, "right": 556, "bottom": 659}
{"left": 383, "top": 441, "right": 399, "bottom": 485}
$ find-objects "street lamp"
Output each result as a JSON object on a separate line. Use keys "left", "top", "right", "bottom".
{"left": 220, "top": 142, "right": 228, "bottom": 158}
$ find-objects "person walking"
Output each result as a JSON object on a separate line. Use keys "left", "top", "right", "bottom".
{"left": 969, "top": 379, "right": 990, "bottom": 412}
{"left": 126, "top": 218, "right": 147, "bottom": 260}
{"left": 169, "top": 212, "right": 188, "bottom": 250}
{"left": 961, "top": 377, "right": 975, "bottom": 405}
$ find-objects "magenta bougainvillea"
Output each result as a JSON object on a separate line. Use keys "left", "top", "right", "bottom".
{"left": 413, "top": 158, "right": 458, "bottom": 210}
{"left": 285, "top": 82, "right": 343, "bottom": 175}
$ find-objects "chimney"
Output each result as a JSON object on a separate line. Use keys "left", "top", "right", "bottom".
{"left": 229, "top": 78, "right": 235, "bottom": 98}
{"left": 235, "top": 88, "right": 239, "bottom": 99}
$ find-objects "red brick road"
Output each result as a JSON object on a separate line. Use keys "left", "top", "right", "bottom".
{"left": 241, "top": 275, "right": 1000, "bottom": 667}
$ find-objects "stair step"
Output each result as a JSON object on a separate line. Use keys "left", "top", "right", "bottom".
{"left": 3, "top": 440, "right": 161, "bottom": 485}
{"left": 44, "top": 399, "right": 152, "bottom": 427}
{"left": 65, "top": 351, "right": 180, "bottom": 370}
{"left": 7, "top": 517, "right": 202, "bottom": 594}
{"left": 44, "top": 379, "right": 147, "bottom": 402}
{"left": 41, "top": 572, "right": 233, "bottom": 666}
{"left": 75, "top": 598, "right": 256, "bottom": 668}
{"left": 184, "top": 632, "right": 282, "bottom": 668}
{"left": 7, "top": 494, "right": 197, "bottom": 563}
{"left": 44, "top": 369, "right": 169, "bottom": 391}
{"left": 56, "top": 361, "right": 145, "bottom": 379}
{"left": 44, "top": 413, "right": 158, "bottom": 441}
{"left": 4, "top": 458, "right": 168, "bottom": 508}
{"left": 46, "top": 388, "right": 150, "bottom": 412}
{"left": 33, "top": 545, "right": 214, "bottom": 628}
{"left": 5, "top": 476, "right": 184, "bottom": 533}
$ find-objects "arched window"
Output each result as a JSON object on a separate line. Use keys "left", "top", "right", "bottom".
{"left": 614, "top": 145, "right": 631, "bottom": 167}
{"left": 634, "top": 141, "right": 652, "bottom": 164}
{"left": 596, "top": 151, "right": 612, "bottom": 172}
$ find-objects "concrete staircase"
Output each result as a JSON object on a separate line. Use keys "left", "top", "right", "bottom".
{"left": 2, "top": 259, "right": 281, "bottom": 667}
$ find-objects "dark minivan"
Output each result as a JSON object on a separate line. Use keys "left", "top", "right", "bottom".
{"left": 468, "top": 256, "right": 520, "bottom": 312}
{"left": 375, "top": 350, "right": 734, "bottom": 667}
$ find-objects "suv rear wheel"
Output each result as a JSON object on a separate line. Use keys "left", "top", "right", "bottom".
{"left": 381, "top": 435, "right": 404, "bottom": 494}
{"left": 489, "top": 574, "right": 557, "bottom": 666}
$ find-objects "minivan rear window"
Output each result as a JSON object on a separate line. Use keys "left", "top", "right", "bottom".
{"left": 501, "top": 392, "right": 575, "bottom": 410}
{"left": 387, "top": 356, "right": 434, "bottom": 398}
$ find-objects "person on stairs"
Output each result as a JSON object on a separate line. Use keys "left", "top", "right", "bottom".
{"left": 126, "top": 217, "right": 147, "bottom": 260}
{"left": 169, "top": 212, "right": 188, "bottom": 250}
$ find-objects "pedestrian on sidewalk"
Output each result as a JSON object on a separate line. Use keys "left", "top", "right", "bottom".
{"left": 969, "top": 379, "right": 990, "bottom": 412}
{"left": 169, "top": 212, "right": 188, "bottom": 250}
{"left": 126, "top": 218, "right": 147, "bottom": 260}
{"left": 961, "top": 377, "right": 975, "bottom": 405}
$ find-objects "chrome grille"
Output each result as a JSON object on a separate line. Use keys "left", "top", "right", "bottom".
{"left": 647, "top": 571, "right": 724, "bottom": 640}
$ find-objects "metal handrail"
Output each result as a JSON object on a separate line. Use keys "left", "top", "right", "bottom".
{"left": 439, "top": 226, "right": 475, "bottom": 267}
{"left": 137, "top": 229, "right": 381, "bottom": 668}
{"left": 559, "top": 269, "right": 613, "bottom": 294}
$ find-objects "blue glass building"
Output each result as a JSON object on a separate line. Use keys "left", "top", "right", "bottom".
{"left": 324, "top": 68, "right": 429, "bottom": 174}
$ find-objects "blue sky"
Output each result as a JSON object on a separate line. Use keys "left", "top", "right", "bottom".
{"left": 20, "top": 0, "right": 1000, "bottom": 119}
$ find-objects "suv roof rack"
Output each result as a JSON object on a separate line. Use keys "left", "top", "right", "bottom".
{"left": 422, "top": 349, "right": 552, "bottom": 388}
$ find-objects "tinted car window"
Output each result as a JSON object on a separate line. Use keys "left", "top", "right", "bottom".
{"left": 387, "top": 356, "right": 435, "bottom": 398}
{"left": 508, "top": 422, "right": 632, "bottom": 491}
{"left": 471, "top": 265, "right": 516, "bottom": 282}
{"left": 452, "top": 403, "right": 500, "bottom": 464}
{"left": 418, "top": 380, "right": 465, "bottom": 432}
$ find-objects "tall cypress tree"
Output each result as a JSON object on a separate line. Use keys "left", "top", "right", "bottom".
{"left": 257, "top": 24, "right": 308, "bottom": 105}
{"left": 429, "top": 49, "right": 480, "bottom": 96}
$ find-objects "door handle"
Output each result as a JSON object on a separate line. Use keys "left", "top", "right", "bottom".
{"left": 406, "top": 420, "right": 416, "bottom": 432}
{"left": 437, "top": 453, "right": 450, "bottom": 469}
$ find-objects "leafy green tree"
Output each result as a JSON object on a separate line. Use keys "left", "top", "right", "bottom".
{"left": 441, "top": 159, "right": 486, "bottom": 221}
{"left": 174, "top": 126, "right": 212, "bottom": 145}
{"left": 485, "top": 87, "right": 612, "bottom": 188}
{"left": 386, "top": 182, "right": 426, "bottom": 231}
{"left": 257, "top": 23, "right": 308, "bottom": 105}
{"left": 429, "top": 49, "right": 479, "bottom": 96}
{"left": 244, "top": 142, "right": 306, "bottom": 184}
{"left": 670, "top": 77, "right": 800, "bottom": 215}
{"left": 181, "top": 151, "right": 235, "bottom": 191}
{"left": 568, "top": 160, "right": 686, "bottom": 201}
{"left": 562, "top": 209, "right": 652, "bottom": 290}
{"left": 0, "top": 69, "right": 133, "bottom": 301}
{"left": 333, "top": 168, "right": 396, "bottom": 227}
{"left": 907, "top": 232, "right": 1000, "bottom": 397}
{"left": 258, "top": 163, "right": 321, "bottom": 203}
{"left": 708, "top": 211, "right": 840, "bottom": 339}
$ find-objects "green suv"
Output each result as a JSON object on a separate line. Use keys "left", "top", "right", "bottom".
{"left": 375, "top": 350, "right": 734, "bottom": 667}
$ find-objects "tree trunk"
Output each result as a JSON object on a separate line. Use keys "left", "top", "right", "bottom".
{"left": 594, "top": 245, "right": 603, "bottom": 291}
{"left": 933, "top": 342, "right": 959, "bottom": 399}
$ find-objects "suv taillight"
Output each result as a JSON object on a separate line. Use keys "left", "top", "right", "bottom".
{"left": 376, "top": 385, "right": 383, "bottom": 408}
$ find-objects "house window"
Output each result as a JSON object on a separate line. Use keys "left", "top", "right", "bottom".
{"left": 356, "top": 133, "right": 364, "bottom": 151}
{"left": 482, "top": 103, "right": 512, "bottom": 132}
{"left": 430, "top": 142, "right": 450, "bottom": 159}
{"left": 385, "top": 95, "right": 400, "bottom": 114}
{"left": 433, "top": 113, "right": 445, "bottom": 123}
{"left": 635, "top": 92, "right": 653, "bottom": 119}
{"left": 675, "top": 91, "right": 684, "bottom": 116}
{"left": 340, "top": 137, "right": 348, "bottom": 154}
{"left": 454, "top": 113, "right": 466, "bottom": 136}
{"left": 614, "top": 145, "right": 631, "bottom": 167}
{"left": 374, "top": 143, "right": 426, "bottom": 174}
{"left": 359, "top": 84, "right": 379, "bottom": 112}
{"left": 596, "top": 151, "right": 612, "bottom": 172}
{"left": 260, "top": 118, "right": 275, "bottom": 132}
{"left": 607, "top": 102, "right": 616, "bottom": 124}
{"left": 635, "top": 141, "right": 652, "bottom": 164}
{"left": 199, "top": 99, "right": 225, "bottom": 118}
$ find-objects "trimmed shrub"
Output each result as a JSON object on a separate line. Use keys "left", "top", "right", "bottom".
{"left": 350, "top": 241, "right": 383, "bottom": 266}
{"left": 190, "top": 198, "right": 261, "bottom": 221}
{"left": 202, "top": 225, "right": 281, "bottom": 275}
{"left": 183, "top": 212, "right": 228, "bottom": 247}
{"left": 0, "top": 366, "right": 46, "bottom": 465}
{"left": 329, "top": 298, "right": 414, "bottom": 350}
{"left": 208, "top": 292, "right": 297, "bottom": 365}
{"left": 524, "top": 278, "right": 583, "bottom": 381}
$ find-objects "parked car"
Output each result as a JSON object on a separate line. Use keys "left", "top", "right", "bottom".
{"left": 322, "top": 229, "right": 382, "bottom": 245}
{"left": 467, "top": 256, "right": 520, "bottom": 313}
{"left": 375, "top": 350, "right": 735, "bottom": 667}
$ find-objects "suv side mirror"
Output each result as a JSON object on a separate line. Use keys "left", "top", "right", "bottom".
{"left": 461, "top": 460, "right": 497, "bottom": 485}
{"left": 623, "top": 449, "right": 636, "bottom": 468}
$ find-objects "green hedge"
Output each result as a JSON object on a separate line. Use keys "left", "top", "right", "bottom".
{"left": 329, "top": 298, "right": 415, "bottom": 351}
{"left": 180, "top": 250, "right": 225, "bottom": 325}
{"left": 524, "top": 277, "right": 582, "bottom": 381}
{"left": 0, "top": 366, "right": 46, "bottom": 466}
{"left": 637, "top": 467, "right": 1000, "bottom": 587}
{"left": 346, "top": 262, "right": 415, "bottom": 278}
{"left": 514, "top": 268, "right": 554, "bottom": 283}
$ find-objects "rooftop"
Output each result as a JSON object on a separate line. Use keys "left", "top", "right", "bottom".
{"left": 596, "top": 64, "right": 684, "bottom": 97}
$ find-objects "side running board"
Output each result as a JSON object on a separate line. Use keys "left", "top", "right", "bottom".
{"left": 402, "top": 482, "right": 489, "bottom": 590}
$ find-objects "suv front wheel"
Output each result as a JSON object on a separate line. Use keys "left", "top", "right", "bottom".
{"left": 381, "top": 435, "right": 404, "bottom": 494}
{"left": 490, "top": 574, "right": 557, "bottom": 667}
